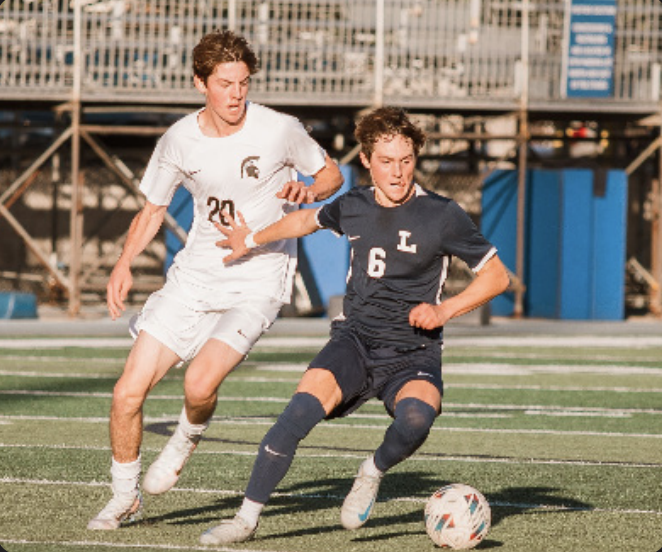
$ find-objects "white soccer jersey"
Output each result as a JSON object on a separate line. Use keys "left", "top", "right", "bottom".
{"left": 140, "top": 102, "right": 327, "bottom": 304}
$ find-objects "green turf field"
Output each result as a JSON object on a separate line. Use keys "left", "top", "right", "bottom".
{"left": 0, "top": 329, "right": 661, "bottom": 552}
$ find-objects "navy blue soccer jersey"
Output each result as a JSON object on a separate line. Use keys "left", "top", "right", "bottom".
{"left": 316, "top": 184, "right": 496, "bottom": 348}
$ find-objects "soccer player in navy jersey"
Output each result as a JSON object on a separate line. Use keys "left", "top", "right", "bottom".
{"left": 201, "top": 106, "right": 509, "bottom": 544}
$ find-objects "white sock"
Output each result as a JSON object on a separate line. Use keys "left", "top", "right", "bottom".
{"left": 111, "top": 456, "right": 141, "bottom": 497}
{"left": 362, "top": 455, "right": 383, "bottom": 478}
{"left": 178, "top": 407, "right": 209, "bottom": 439}
{"left": 237, "top": 497, "right": 264, "bottom": 528}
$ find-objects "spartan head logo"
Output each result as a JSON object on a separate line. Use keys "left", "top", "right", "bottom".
{"left": 241, "top": 156, "right": 260, "bottom": 179}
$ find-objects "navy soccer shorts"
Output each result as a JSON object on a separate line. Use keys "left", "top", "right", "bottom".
{"left": 307, "top": 330, "right": 443, "bottom": 419}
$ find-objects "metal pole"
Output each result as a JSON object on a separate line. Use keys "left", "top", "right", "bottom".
{"left": 374, "top": 0, "right": 385, "bottom": 107}
{"left": 653, "top": 105, "right": 662, "bottom": 317}
{"left": 514, "top": 0, "right": 529, "bottom": 319}
{"left": 68, "top": 0, "right": 83, "bottom": 316}
{"left": 228, "top": 0, "right": 236, "bottom": 31}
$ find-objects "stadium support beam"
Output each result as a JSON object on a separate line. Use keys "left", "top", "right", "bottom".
{"left": 654, "top": 113, "right": 662, "bottom": 316}
{"left": 0, "top": 128, "right": 74, "bottom": 294}
{"left": 623, "top": 108, "right": 662, "bottom": 317}
{"left": 68, "top": 105, "right": 83, "bottom": 317}
{"left": 68, "top": 0, "right": 84, "bottom": 317}
{"left": 624, "top": 136, "right": 661, "bottom": 177}
{"left": 0, "top": 202, "right": 71, "bottom": 291}
{"left": 0, "top": 128, "right": 73, "bottom": 206}
{"left": 513, "top": 0, "right": 530, "bottom": 319}
{"left": 79, "top": 129, "right": 188, "bottom": 245}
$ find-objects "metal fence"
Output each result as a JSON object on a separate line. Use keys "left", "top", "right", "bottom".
{"left": 1, "top": 0, "right": 660, "bottom": 112}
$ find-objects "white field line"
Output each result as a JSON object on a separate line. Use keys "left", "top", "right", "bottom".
{"left": 0, "top": 356, "right": 123, "bottom": 364}
{"left": 0, "top": 389, "right": 660, "bottom": 417}
{"left": 0, "top": 337, "right": 329, "bottom": 350}
{"left": 3, "top": 334, "right": 662, "bottom": 350}
{"left": 5, "top": 351, "right": 662, "bottom": 366}
{"left": 2, "top": 411, "right": 662, "bottom": 439}
{"left": 3, "top": 369, "right": 662, "bottom": 394}
{"left": 252, "top": 363, "right": 662, "bottom": 376}
{"left": 3, "top": 360, "right": 662, "bottom": 377}
{"left": 1, "top": 477, "right": 661, "bottom": 516}
{"left": 442, "top": 363, "right": 662, "bottom": 376}
{"left": 6, "top": 370, "right": 661, "bottom": 395}
{"left": 1, "top": 443, "right": 660, "bottom": 469}
{"left": 0, "top": 537, "right": 278, "bottom": 552}
{"left": 0, "top": 338, "right": 135, "bottom": 349}
{"left": 449, "top": 382, "right": 662, "bottom": 393}
{"left": 445, "top": 350, "right": 662, "bottom": 363}
{"left": 0, "top": 369, "right": 121, "bottom": 379}
{"left": 446, "top": 335, "right": 662, "bottom": 348}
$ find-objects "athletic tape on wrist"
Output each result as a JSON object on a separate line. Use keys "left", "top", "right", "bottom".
{"left": 245, "top": 232, "right": 257, "bottom": 249}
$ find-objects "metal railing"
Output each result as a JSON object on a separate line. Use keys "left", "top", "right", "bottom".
{"left": 0, "top": 0, "right": 660, "bottom": 113}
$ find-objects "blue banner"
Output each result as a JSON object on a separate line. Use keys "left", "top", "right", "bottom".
{"left": 562, "top": 0, "right": 616, "bottom": 98}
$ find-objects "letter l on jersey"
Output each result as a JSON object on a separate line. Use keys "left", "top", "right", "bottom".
{"left": 397, "top": 231, "right": 417, "bottom": 253}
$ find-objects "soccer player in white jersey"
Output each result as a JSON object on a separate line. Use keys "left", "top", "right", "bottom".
{"left": 202, "top": 106, "right": 509, "bottom": 544}
{"left": 87, "top": 30, "right": 343, "bottom": 530}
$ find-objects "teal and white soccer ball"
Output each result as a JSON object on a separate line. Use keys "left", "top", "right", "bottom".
{"left": 424, "top": 483, "right": 491, "bottom": 549}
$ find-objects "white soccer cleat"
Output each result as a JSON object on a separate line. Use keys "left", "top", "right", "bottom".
{"left": 340, "top": 462, "right": 383, "bottom": 530}
{"left": 199, "top": 515, "right": 258, "bottom": 545}
{"left": 87, "top": 492, "right": 142, "bottom": 530}
{"left": 143, "top": 429, "right": 201, "bottom": 495}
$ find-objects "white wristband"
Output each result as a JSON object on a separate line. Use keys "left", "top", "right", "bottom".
{"left": 244, "top": 232, "right": 257, "bottom": 249}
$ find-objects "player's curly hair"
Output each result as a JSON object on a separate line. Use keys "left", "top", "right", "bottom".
{"left": 354, "top": 106, "right": 426, "bottom": 159}
{"left": 193, "top": 30, "right": 260, "bottom": 83}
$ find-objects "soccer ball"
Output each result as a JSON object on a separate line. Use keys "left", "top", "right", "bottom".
{"left": 424, "top": 483, "right": 491, "bottom": 549}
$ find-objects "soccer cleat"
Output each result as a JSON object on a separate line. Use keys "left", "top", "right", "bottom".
{"left": 143, "top": 429, "right": 201, "bottom": 495}
{"left": 199, "top": 515, "right": 258, "bottom": 545}
{"left": 87, "top": 492, "right": 143, "bottom": 530}
{"left": 340, "top": 462, "right": 383, "bottom": 530}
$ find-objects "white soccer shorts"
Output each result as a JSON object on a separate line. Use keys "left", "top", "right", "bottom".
{"left": 130, "top": 286, "right": 283, "bottom": 362}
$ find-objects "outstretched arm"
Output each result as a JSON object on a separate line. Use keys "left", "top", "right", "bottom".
{"left": 409, "top": 254, "right": 510, "bottom": 330}
{"left": 215, "top": 208, "right": 321, "bottom": 263}
{"left": 107, "top": 201, "right": 167, "bottom": 320}
{"left": 277, "top": 154, "right": 344, "bottom": 204}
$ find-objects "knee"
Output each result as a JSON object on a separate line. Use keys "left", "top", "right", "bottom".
{"left": 277, "top": 392, "right": 326, "bottom": 440}
{"left": 112, "top": 377, "right": 147, "bottom": 414}
{"left": 184, "top": 372, "right": 217, "bottom": 408}
{"left": 394, "top": 397, "right": 437, "bottom": 445}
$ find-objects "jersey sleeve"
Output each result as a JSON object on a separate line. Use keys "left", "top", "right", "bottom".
{"left": 284, "top": 118, "right": 327, "bottom": 177}
{"left": 442, "top": 200, "right": 497, "bottom": 272}
{"left": 139, "top": 132, "right": 184, "bottom": 206}
{"left": 315, "top": 194, "right": 344, "bottom": 235}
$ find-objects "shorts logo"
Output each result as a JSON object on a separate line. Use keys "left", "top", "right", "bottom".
{"left": 184, "top": 168, "right": 202, "bottom": 179}
{"left": 241, "top": 156, "right": 260, "bottom": 179}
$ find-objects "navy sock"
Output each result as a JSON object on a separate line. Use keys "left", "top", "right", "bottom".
{"left": 245, "top": 392, "right": 326, "bottom": 504}
{"left": 374, "top": 397, "right": 437, "bottom": 472}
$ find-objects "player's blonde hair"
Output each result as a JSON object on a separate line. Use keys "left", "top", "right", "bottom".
{"left": 355, "top": 106, "right": 426, "bottom": 159}
{"left": 193, "top": 30, "right": 260, "bottom": 83}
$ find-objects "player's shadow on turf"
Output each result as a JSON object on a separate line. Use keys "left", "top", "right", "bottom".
{"left": 252, "top": 471, "right": 446, "bottom": 540}
{"left": 139, "top": 495, "right": 246, "bottom": 527}
{"left": 257, "top": 478, "right": 592, "bottom": 545}
{"left": 487, "top": 485, "right": 592, "bottom": 526}
{"left": 140, "top": 425, "right": 593, "bottom": 543}
{"left": 140, "top": 473, "right": 592, "bottom": 551}
{"left": 146, "top": 420, "right": 271, "bottom": 440}
{"left": 145, "top": 420, "right": 417, "bottom": 456}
